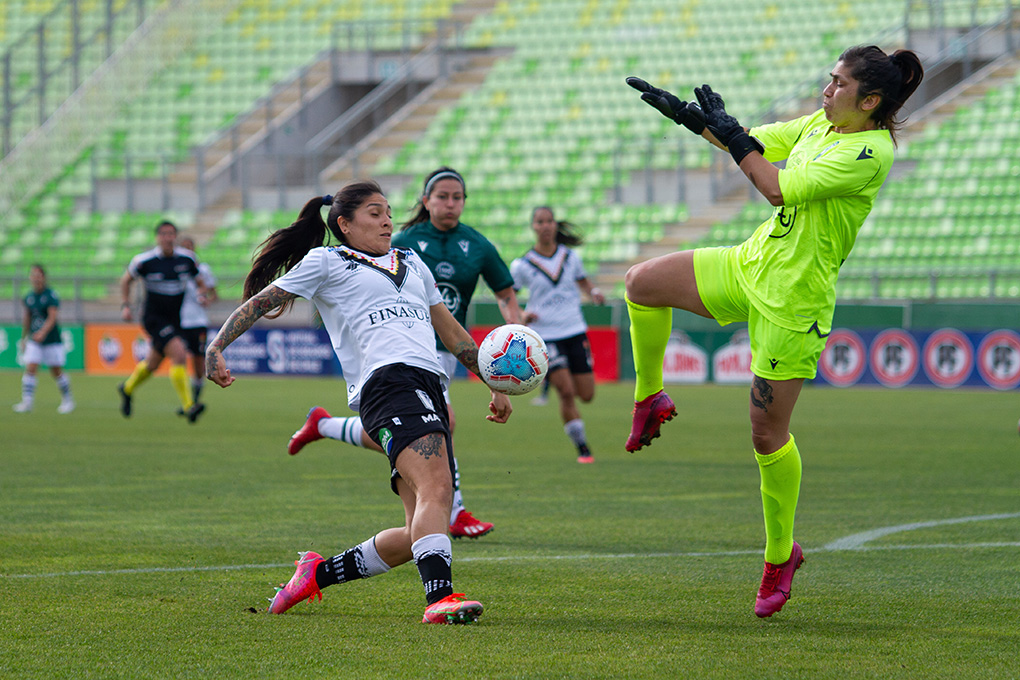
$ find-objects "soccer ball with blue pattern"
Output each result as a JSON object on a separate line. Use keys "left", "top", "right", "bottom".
{"left": 478, "top": 324, "right": 549, "bottom": 396}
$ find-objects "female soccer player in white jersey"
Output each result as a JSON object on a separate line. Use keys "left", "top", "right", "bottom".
{"left": 624, "top": 45, "right": 923, "bottom": 617}
{"left": 287, "top": 167, "right": 522, "bottom": 540}
{"left": 510, "top": 207, "right": 605, "bottom": 463}
{"left": 205, "top": 180, "right": 512, "bottom": 624}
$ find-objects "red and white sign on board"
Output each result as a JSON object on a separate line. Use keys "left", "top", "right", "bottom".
{"left": 870, "top": 328, "right": 919, "bottom": 388}
{"left": 976, "top": 329, "right": 1020, "bottom": 391}
{"left": 922, "top": 328, "right": 974, "bottom": 388}
{"left": 817, "top": 329, "right": 867, "bottom": 387}
{"left": 662, "top": 331, "right": 708, "bottom": 384}
{"left": 713, "top": 330, "right": 754, "bottom": 384}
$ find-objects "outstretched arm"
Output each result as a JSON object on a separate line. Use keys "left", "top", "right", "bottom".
{"left": 206, "top": 285, "right": 297, "bottom": 387}
{"left": 695, "top": 84, "right": 784, "bottom": 206}
{"left": 431, "top": 302, "right": 512, "bottom": 423}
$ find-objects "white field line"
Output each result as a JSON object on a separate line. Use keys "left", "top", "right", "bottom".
{"left": 821, "top": 512, "right": 1020, "bottom": 551}
{"left": 3, "top": 513, "right": 1018, "bottom": 580}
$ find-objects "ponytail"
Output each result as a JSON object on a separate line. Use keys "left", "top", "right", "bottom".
{"left": 839, "top": 45, "right": 924, "bottom": 146}
{"left": 244, "top": 180, "right": 384, "bottom": 318}
{"left": 555, "top": 220, "right": 584, "bottom": 247}
{"left": 532, "top": 206, "right": 584, "bottom": 247}
{"left": 243, "top": 196, "right": 329, "bottom": 317}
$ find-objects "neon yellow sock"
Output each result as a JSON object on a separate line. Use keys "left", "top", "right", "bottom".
{"left": 123, "top": 361, "right": 151, "bottom": 395}
{"left": 755, "top": 434, "right": 802, "bottom": 565}
{"left": 626, "top": 296, "right": 672, "bottom": 401}
{"left": 170, "top": 365, "right": 194, "bottom": 411}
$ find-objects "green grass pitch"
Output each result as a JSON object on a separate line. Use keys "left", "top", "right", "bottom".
{"left": 2, "top": 372, "right": 1018, "bottom": 679}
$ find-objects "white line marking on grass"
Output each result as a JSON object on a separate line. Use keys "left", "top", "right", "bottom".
{"left": 821, "top": 512, "right": 1020, "bottom": 551}
{"left": 4, "top": 514, "right": 1018, "bottom": 580}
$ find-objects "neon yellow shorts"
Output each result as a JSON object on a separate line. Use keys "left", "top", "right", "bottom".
{"left": 693, "top": 246, "right": 826, "bottom": 380}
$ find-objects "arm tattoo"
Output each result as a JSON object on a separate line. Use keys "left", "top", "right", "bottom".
{"left": 208, "top": 285, "right": 296, "bottom": 353}
{"left": 205, "top": 347, "right": 226, "bottom": 378}
{"left": 751, "top": 375, "right": 774, "bottom": 412}
{"left": 453, "top": 340, "right": 480, "bottom": 377}
{"left": 410, "top": 433, "right": 445, "bottom": 460}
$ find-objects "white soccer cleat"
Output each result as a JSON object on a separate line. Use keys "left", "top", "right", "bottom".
{"left": 57, "top": 399, "right": 76, "bottom": 414}
{"left": 12, "top": 401, "right": 32, "bottom": 413}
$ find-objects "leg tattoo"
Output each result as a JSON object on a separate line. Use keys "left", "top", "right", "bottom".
{"left": 412, "top": 433, "right": 445, "bottom": 460}
{"left": 751, "top": 376, "right": 774, "bottom": 413}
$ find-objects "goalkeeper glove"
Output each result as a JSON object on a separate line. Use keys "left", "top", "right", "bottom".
{"left": 626, "top": 77, "right": 705, "bottom": 135}
{"left": 694, "top": 84, "right": 763, "bottom": 165}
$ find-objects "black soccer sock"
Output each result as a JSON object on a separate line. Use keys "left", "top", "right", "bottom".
{"left": 412, "top": 533, "right": 454, "bottom": 604}
{"left": 315, "top": 537, "right": 391, "bottom": 589}
{"left": 316, "top": 546, "right": 368, "bottom": 588}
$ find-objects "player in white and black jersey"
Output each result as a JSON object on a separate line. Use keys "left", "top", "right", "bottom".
{"left": 117, "top": 220, "right": 207, "bottom": 423}
{"left": 510, "top": 207, "right": 605, "bottom": 463}
{"left": 178, "top": 236, "right": 218, "bottom": 410}
{"left": 205, "top": 181, "right": 511, "bottom": 624}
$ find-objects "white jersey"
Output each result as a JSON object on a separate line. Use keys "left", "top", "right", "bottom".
{"left": 273, "top": 245, "right": 446, "bottom": 411}
{"left": 180, "top": 261, "right": 215, "bottom": 329}
{"left": 510, "top": 245, "right": 588, "bottom": 342}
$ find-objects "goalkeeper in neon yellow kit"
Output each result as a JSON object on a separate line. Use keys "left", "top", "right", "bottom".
{"left": 624, "top": 45, "right": 924, "bottom": 617}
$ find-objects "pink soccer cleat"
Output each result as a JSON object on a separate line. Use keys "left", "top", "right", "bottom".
{"left": 422, "top": 593, "right": 483, "bottom": 624}
{"left": 754, "top": 541, "right": 805, "bottom": 618}
{"left": 288, "top": 406, "right": 331, "bottom": 455}
{"left": 449, "top": 510, "right": 494, "bottom": 539}
{"left": 268, "top": 551, "right": 325, "bottom": 614}
{"left": 624, "top": 390, "right": 677, "bottom": 452}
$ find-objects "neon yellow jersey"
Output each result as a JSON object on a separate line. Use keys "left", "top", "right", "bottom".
{"left": 737, "top": 109, "right": 893, "bottom": 334}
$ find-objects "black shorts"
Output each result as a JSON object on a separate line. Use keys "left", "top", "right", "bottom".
{"left": 180, "top": 326, "right": 208, "bottom": 356}
{"left": 358, "top": 363, "right": 454, "bottom": 495}
{"left": 143, "top": 315, "right": 184, "bottom": 354}
{"left": 546, "top": 332, "right": 594, "bottom": 375}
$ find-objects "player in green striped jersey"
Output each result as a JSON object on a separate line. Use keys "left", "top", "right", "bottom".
{"left": 625, "top": 45, "right": 923, "bottom": 617}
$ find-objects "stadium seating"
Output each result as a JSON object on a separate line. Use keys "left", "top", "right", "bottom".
{"left": 1, "top": 0, "right": 171, "bottom": 154}
{"left": 360, "top": 0, "right": 910, "bottom": 272}
{"left": 1, "top": 0, "right": 462, "bottom": 299}
{"left": 2, "top": 0, "right": 1018, "bottom": 303}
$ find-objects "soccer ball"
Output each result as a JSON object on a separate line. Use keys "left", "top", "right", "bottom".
{"left": 477, "top": 324, "right": 549, "bottom": 396}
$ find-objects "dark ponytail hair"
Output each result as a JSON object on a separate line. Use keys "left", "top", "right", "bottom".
{"left": 401, "top": 166, "right": 466, "bottom": 230}
{"left": 838, "top": 45, "right": 924, "bottom": 145}
{"left": 531, "top": 206, "right": 584, "bottom": 247}
{"left": 244, "top": 180, "right": 384, "bottom": 317}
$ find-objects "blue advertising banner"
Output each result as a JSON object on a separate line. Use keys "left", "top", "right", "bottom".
{"left": 814, "top": 328, "right": 1020, "bottom": 391}
{"left": 221, "top": 328, "right": 340, "bottom": 376}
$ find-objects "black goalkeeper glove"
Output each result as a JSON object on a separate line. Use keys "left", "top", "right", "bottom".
{"left": 694, "top": 84, "right": 763, "bottom": 165}
{"left": 626, "top": 76, "right": 705, "bottom": 135}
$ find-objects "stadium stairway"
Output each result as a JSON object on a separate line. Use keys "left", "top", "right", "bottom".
{"left": 185, "top": 0, "right": 502, "bottom": 243}
{"left": 320, "top": 50, "right": 507, "bottom": 187}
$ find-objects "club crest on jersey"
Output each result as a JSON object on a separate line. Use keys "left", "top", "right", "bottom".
{"left": 436, "top": 262, "right": 455, "bottom": 279}
{"left": 458, "top": 240, "right": 470, "bottom": 255}
{"left": 437, "top": 282, "right": 462, "bottom": 314}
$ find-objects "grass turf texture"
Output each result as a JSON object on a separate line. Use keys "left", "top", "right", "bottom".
{"left": 1, "top": 373, "right": 1018, "bottom": 679}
